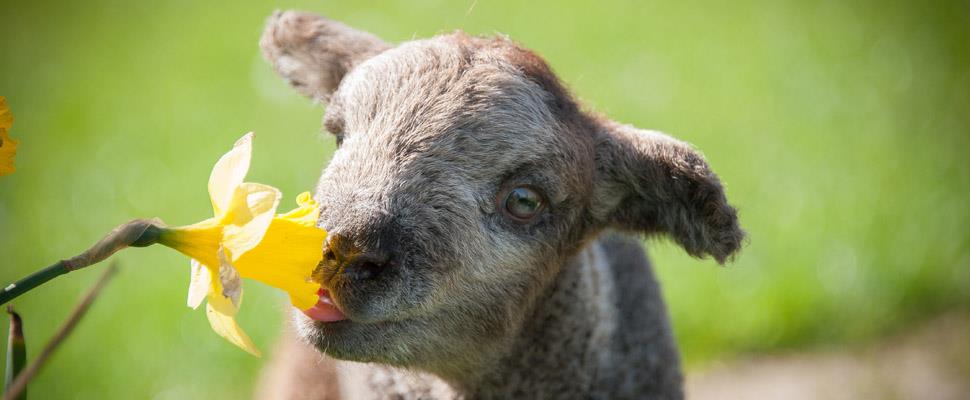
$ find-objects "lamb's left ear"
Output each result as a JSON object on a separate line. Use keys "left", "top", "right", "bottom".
{"left": 260, "top": 11, "right": 390, "bottom": 102}
{"left": 592, "top": 120, "right": 744, "bottom": 264}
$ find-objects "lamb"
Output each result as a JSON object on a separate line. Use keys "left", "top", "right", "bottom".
{"left": 256, "top": 10, "right": 743, "bottom": 399}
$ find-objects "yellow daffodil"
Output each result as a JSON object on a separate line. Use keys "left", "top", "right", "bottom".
{"left": 156, "top": 133, "right": 326, "bottom": 355}
{"left": 0, "top": 96, "right": 18, "bottom": 177}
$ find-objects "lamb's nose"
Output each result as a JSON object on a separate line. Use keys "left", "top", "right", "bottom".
{"left": 322, "top": 233, "right": 389, "bottom": 282}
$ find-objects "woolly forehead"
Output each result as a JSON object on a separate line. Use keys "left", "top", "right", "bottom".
{"left": 323, "top": 38, "right": 576, "bottom": 176}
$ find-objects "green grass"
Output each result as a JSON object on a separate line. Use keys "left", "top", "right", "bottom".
{"left": 1, "top": 0, "right": 968, "bottom": 397}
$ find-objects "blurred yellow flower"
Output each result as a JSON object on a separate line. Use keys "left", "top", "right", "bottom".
{"left": 156, "top": 133, "right": 325, "bottom": 356}
{"left": 0, "top": 96, "right": 18, "bottom": 177}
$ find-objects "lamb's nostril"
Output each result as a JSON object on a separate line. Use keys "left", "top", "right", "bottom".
{"left": 322, "top": 248, "right": 337, "bottom": 263}
{"left": 323, "top": 233, "right": 390, "bottom": 281}
{"left": 343, "top": 256, "right": 387, "bottom": 281}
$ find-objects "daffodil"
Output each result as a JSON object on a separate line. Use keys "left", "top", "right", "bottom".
{"left": 156, "top": 133, "right": 326, "bottom": 355}
{"left": 0, "top": 96, "right": 18, "bottom": 177}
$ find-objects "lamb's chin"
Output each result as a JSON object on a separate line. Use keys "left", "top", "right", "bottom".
{"left": 293, "top": 313, "right": 414, "bottom": 363}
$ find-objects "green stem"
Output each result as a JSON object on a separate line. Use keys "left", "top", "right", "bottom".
{"left": 0, "top": 263, "right": 70, "bottom": 306}
{"left": 0, "top": 218, "right": 163, "bottom": 307}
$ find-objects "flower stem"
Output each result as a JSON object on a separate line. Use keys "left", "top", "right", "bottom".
{"left": 0, "top": 219, "right": 163, "bottom": 306}
{"left": 0, "top": 262, "right": 69, "bottom": 306}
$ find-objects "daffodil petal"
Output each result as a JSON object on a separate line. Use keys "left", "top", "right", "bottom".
{"left": 208, "top": 133, "right": 253, "bottom": 218}
{"left": 288, "top": 290, "right": 320, "bottom": 311}
{"left": 205, "top": 292, "right": 261, "bottom": 357}
{"left": 187, "top": 259, "right": 211, "bottom": 309}
{"left": 0, "top": 97, "right": 11, "bottom": 131}
{"left": 276, "top": 192, "right": 322, "bottom": 227}
{"left": 0, "top": 96, "right": 17, "bottom": 177}
{"left": 221, "top": 182, "right": 281, "bottom": 261}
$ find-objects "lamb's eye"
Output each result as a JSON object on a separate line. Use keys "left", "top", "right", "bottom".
{"left": 504, "top": 186, "right": 544, "bottom": 221}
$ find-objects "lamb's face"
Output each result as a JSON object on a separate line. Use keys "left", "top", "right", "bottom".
{"left": 261, "top": 11, "right": 743, "bottom": 372}
{"left": 297, "top": 36, "right": 597, "bottom": 366}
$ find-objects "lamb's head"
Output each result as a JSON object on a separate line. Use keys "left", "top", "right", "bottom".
{"left": 261, "top": 11, "right": 743, "bottom": 375}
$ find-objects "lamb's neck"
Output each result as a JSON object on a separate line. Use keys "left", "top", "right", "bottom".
{"left": 465, "top": 240, "right": 616, "bottom": 397}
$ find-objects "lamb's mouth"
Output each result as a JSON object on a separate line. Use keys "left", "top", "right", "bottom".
{"left": 302, "top": 288, "right": 348, "bottom": 322}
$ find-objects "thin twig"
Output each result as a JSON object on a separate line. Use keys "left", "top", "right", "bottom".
{"left": 3, "top": 262, "right": 119, "bottom": 400}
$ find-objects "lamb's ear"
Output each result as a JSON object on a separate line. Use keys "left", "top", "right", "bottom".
{"left": 260, "top": 10, "right": 390, "bottom": 102}
{"left": 592, "top": 120, "right": 744, "bottom": 264}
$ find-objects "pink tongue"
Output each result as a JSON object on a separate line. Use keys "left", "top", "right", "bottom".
{"left": 303, "top": 289, "right": 347, "bottom": 322}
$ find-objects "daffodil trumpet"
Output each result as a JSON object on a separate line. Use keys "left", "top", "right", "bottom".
{"left": 0, "top": 133, "right": 328, "bottom": 356}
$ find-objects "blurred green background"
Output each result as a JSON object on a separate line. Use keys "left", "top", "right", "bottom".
{"left": 1, "top": 0, "right": 968, "bottom": 398}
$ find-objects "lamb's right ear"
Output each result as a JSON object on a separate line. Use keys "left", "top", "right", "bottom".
{"left": 260, "top": 11, "right": 390, "bottom": 102}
